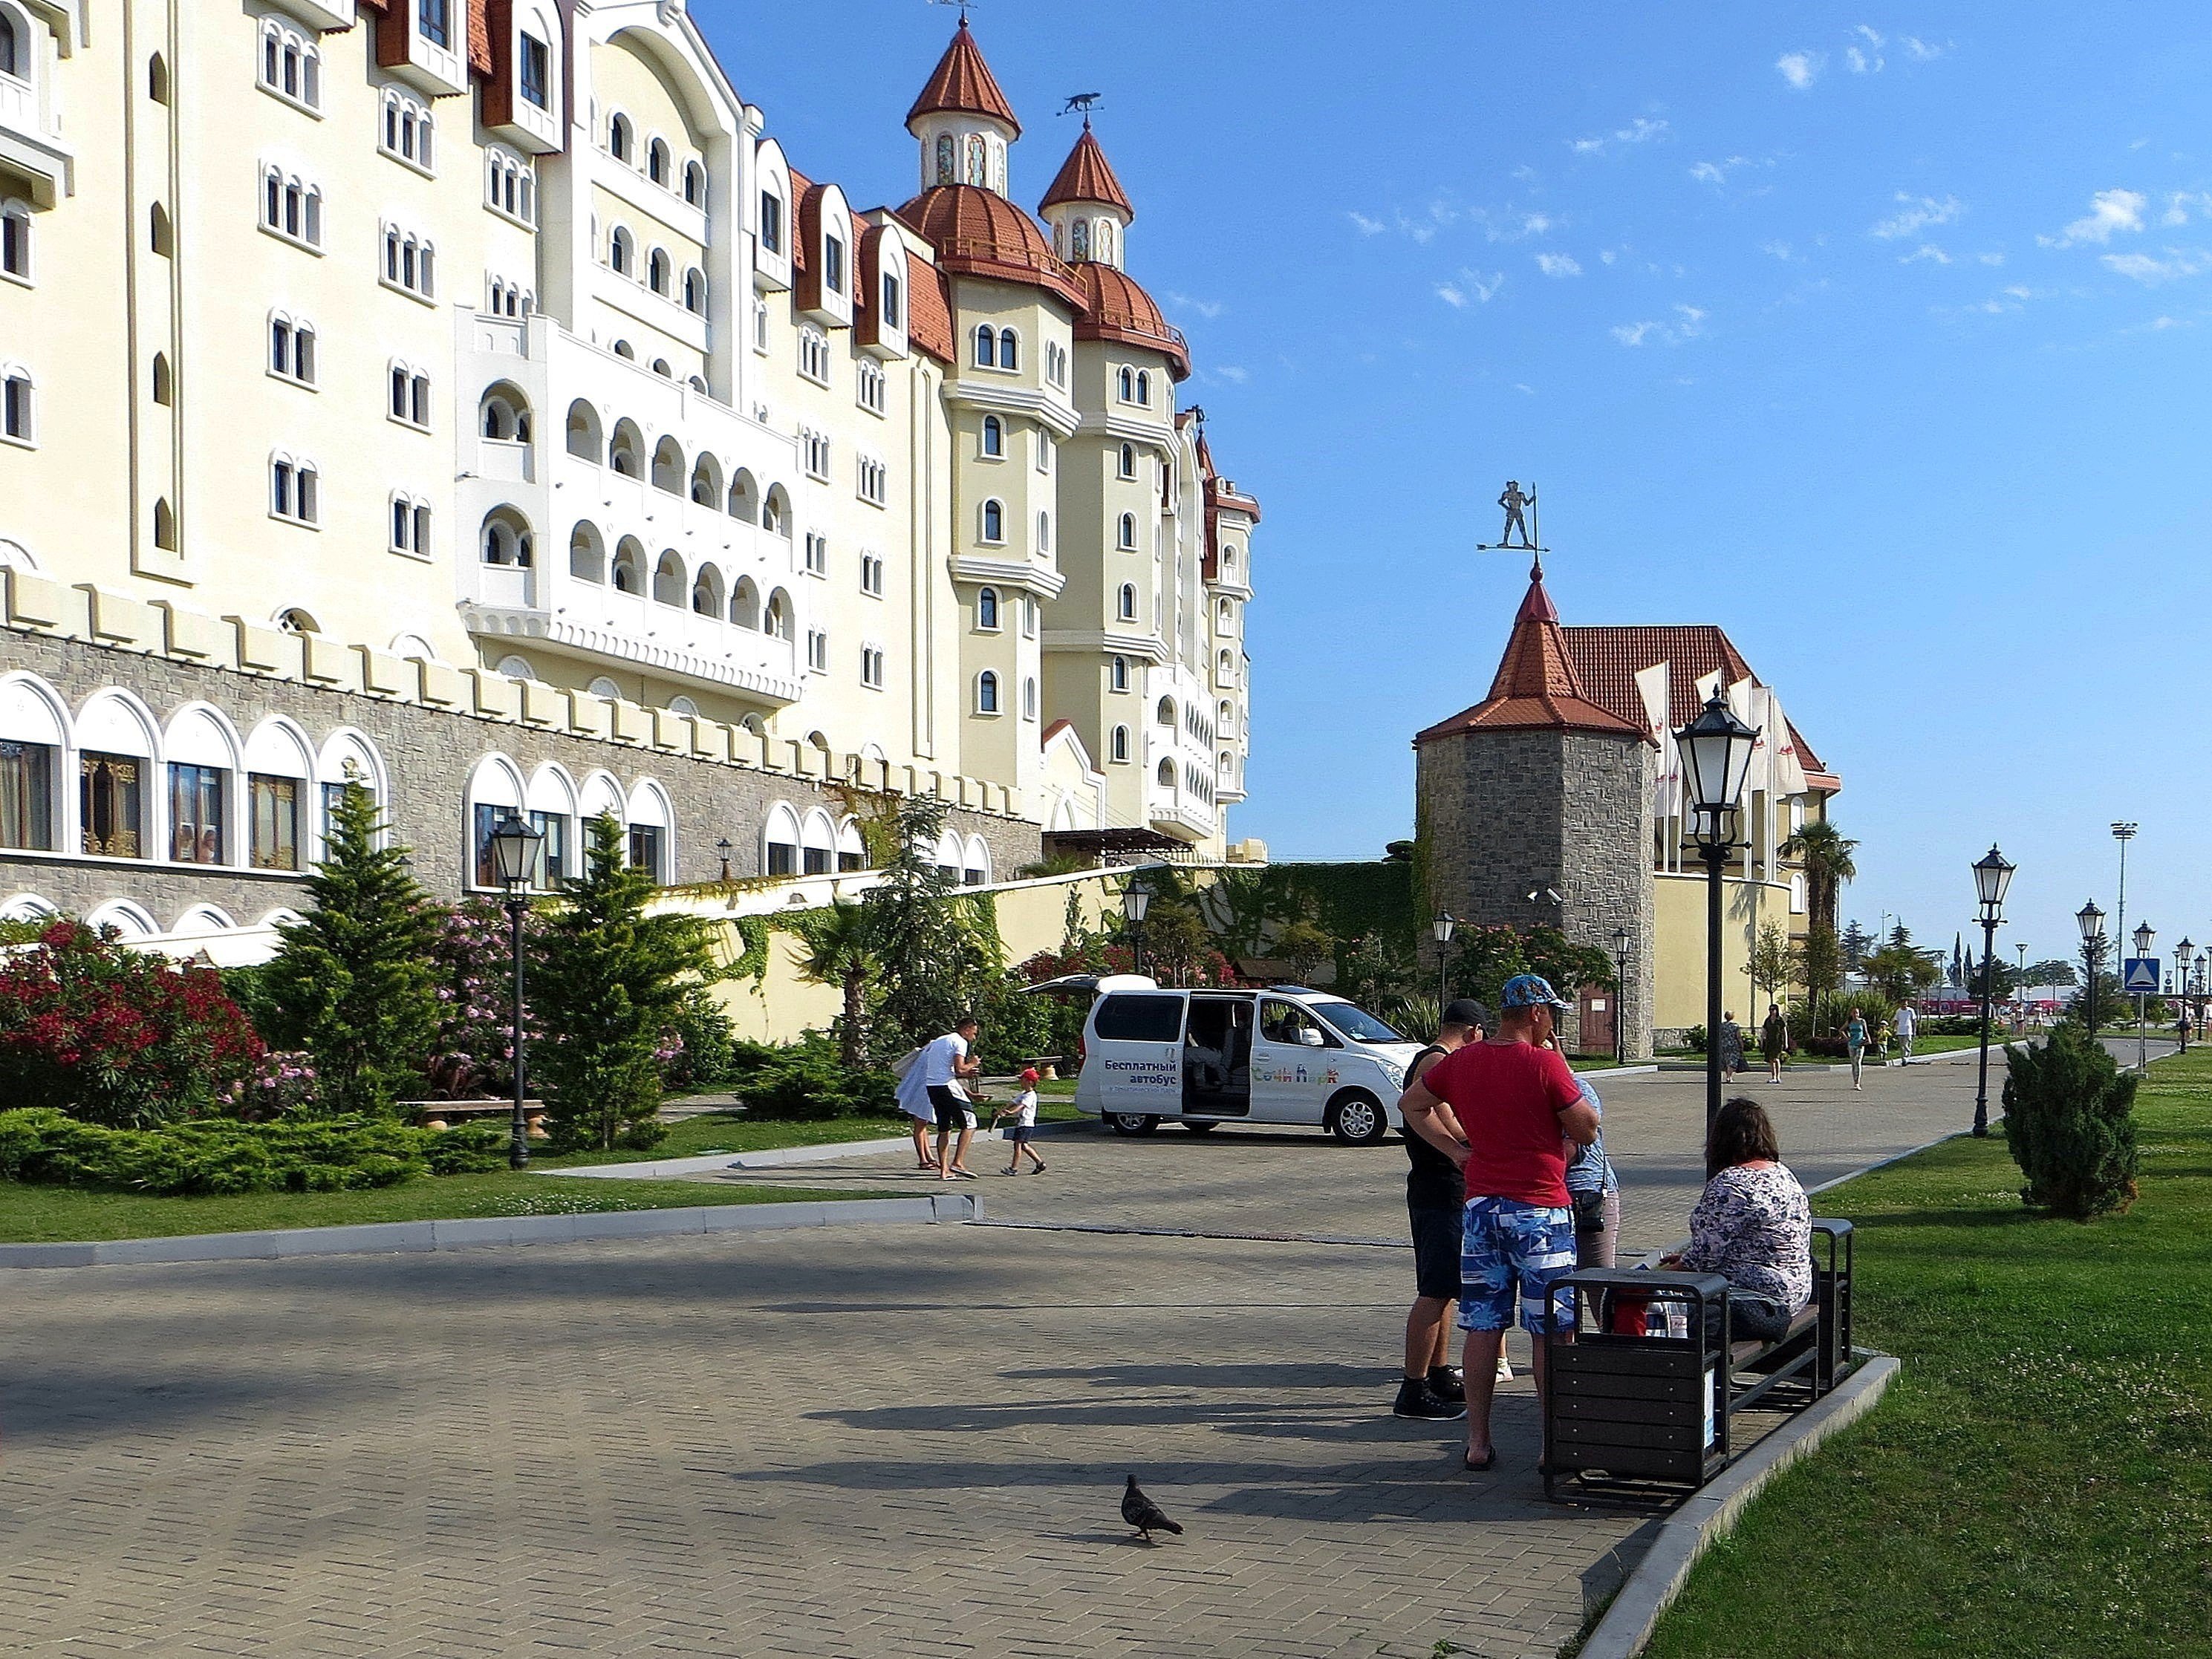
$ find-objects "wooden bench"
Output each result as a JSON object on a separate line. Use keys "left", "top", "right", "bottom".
{"left": 1541, "top": 1218, "right": 1856, "bottom": 1502}
{"left": 407, "top": 1100, "right": 547, "bottom": 1137}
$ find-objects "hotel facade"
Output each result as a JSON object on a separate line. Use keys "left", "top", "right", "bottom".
{"left": 0, "top": 2, "right": 1258, "bottom": 938}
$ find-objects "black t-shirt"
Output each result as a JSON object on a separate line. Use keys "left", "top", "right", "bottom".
{"left": 1401, "top": 1045, "right": 1464, "bottom": 1210}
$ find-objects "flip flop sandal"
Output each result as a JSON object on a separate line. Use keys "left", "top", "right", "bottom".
{"left": 1463, "top": 1452, "right": 1497, "bottom": 1473}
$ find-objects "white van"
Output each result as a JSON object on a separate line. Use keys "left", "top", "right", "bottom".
{"left": 1055, "top": 978, "right": 1424, "bottom": 1145}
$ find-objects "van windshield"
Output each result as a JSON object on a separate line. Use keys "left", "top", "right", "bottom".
{"left": 1310, "top": 1001, "right": 1406, "bottom": 1044}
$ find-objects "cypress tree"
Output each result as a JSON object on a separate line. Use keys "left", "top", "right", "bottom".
{"left": 260, "top": 782, "right": 442, "bottom": 1118}
{"left": 533, "top": 815, "right": 712, "bottom": 1153}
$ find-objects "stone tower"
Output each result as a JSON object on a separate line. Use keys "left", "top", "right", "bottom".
{"left": 1414, "top": 567, "right": 1656, "bottom": 1058}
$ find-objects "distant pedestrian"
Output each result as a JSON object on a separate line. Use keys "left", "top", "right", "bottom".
{"left": 1761, "top": 1003, "right": 1789, "bottom": 1082}
{"left": 1894, "top": 1002, "right": 1918, "bottom": 1060}
{"left": 1717, "top": 1012, "right": 1744, "bottom": 1083}
{"left": 1564, "top": 1076, "right": 1620, "bottom": 1270}
{"left": 996, "top": 1068, "right": 1048, "bottom": 1176}
{"left": 1845, "top": 1008, "right": 1869, "bottom": 1091}
{"left": 921, "top": 1015, "right": 983, "bottom": 1180}
{"left": 1389, "top": 999, "right": 1487, "bottom": 1423}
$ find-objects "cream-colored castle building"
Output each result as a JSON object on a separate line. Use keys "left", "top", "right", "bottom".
{"left": 0, "top": 3, "right": 1257, "bottom": 937}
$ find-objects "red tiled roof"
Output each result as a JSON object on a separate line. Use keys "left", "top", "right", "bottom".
{"left": 904, "top": 250, "right": 957, "bottom": 364}
{"left": 1041, "top": 128, "right": 1133, "bottom": 217}
{"left": 906, "top": 20, "right": 1021, "bottom": 137}
{"left": 1558, "top": 624, "right": 1835, "bottom": 786}
{"left": 895, "top": 185, "right": 1087, "bottom": 310}
{"left": 1416, "top": 573, "right": 1648, "bottom": 745}
{"left": 1072, "top": 264, "right": 1189, "bottom": 379}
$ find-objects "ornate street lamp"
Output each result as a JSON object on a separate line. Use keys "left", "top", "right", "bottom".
{"left": 716, "top": 835, "right": 734, "bottom": 882}
{"left": 1676, "top": 688, "right": 1760, "bottom": 1129}
{"left": 2195, "top": 950, "right": 2207, "bottom": 1051}
{"left": 489, "top": 812, "right": 545, "bottom": 1170}
{"left": 1122, "top": 882, "right": 1152, "bottom": 979}
{"left": 1611, "top": 924, "right": 1632, "bottom": 1067}
{"left": 1432, "top": 913, "right": 1457, "bottom": 1016}
{"left": 2077, "top": 901, "right": 2106, "bottom": 1034}
{"left": 2174, "top": 939, "right": 2194, "bottom": 1052}
{"left": 2133, "top": 920, "right": 2156, "bottom": 1072}
{"left": 1969, "top": 844, "right": 2014, "bottom": 1137}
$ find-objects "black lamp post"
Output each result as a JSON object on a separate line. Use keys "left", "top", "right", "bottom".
{"left": 2195, "top": 951, "right": 2206, "bottom": 1050}
{"left": 489, "top": 812, "right": 545, "bottom": 1170}
{"left": 716, "top": 835, "right": 733, "bottom": 882}
{"left": 2077, "top": 901, "right": 2105, "bottom": 1034}
{"left": 2133, "top": 919, "right": 2156, "bottom": 1073}
{"left": 1432, "top": 913, "right": 1457, "bottom": 1016}
{"left": 1123, "top": 883, "right": 1151, "bottom": 979}
{"left": 1676, "top": 688, "right": 1761, "bottom": 1130}
{"left": 1611, "top": 924, "right": 1632, "bottom": 1066}
{"left": 1969, "top": 844, "right": 2014, "bottom": 1138}
{"left": 2173, "top": 939, "right": 2193, "bottom": 1052}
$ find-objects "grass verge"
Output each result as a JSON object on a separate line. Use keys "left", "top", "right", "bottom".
{"left": 1640, "top": 1044, "right": 2212, "bottom": 1659}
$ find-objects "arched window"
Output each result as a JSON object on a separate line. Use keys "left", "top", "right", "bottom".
{"left": 1117, "top": 583, "right": 1137, "bottom": 622}
{"left": 569, "top": 523, "right": 605, "bottom": 582}
{"left": 1110, "top": 726, "right": 1130, "bottom": 763}
{"left": 651, "top": 436, "right": 684, "bottom": 494}
{"left": 1119, "top": 443, "right": 1135, "bottom": 479}
{"left": 611, "top": 538, "right": 643, "bottom": 593}
{"left": 980, "top": 500, "right": 1004, "bottom": 544}
{"left": 763, "top": 803, "right": 801, "bottom": 877}
{"left": 729, "top": 576, "right": 761, "bottom": 630}
{"left": 153, "top": 498, "right": 176, "bottom": 550}
{"left": 0, "top": 14, "right": 17, "bottom": 82}
{"left": 965, "top": 134, "right": 986, "bottom": 186}
{"left": 608, "top": 113, "right": 632, "bottom": 163}
{"left": 1036, "top": 512, "right": 1051, "bottom": 552}
{"left": 648, "top": 137, "right": 671, "bottom": 187}
{"left": 683, "top": 268, "right": 706, "bottom": 313}
{"left": 76, "top": 691, "right": 160, "bottom": 860}
{"left": 1219, "top": 596, "right": 1235, "bottom": 626}
{"left": 1136, "top": 371, "right": 1151, "bottom": 405}
{"left": 1070, "top": 220, "right": 1091, "bottom": 261}
{"left": 613, "top": 339, "right": 635, "bottom": 359}
{"left": 1118, "top": 513, "right": 1136, "bottom": 550}
{"left": 610, "top": 227, "right": 634, "bottom": 277}
{"left": 1110, "top": 656, "right": 1129, "bottom": 692}
{"left": 976, "top": 587, "right": 1000, "bottom": 630}
{"left": 608, "top": 420, "right": 643, "bottom": 477}
{"left": 1, "top": 201, "right": 30, "bottom": 281}
{"left": 0, "top": 672, "right": 65, "bottom": 853}
{"left": 689, "top": 454, "right": 722, "bottom": 506}
{"left": 1118, "top": 366, "right": 1134, "bottom": 402}
{"left": 648, "top": 248, "right": 671, "bottom": 295}
{"left": 1022, "top": 677, "right": 1038, "bottom": 720}
{"left": 998, "top": 329, "right": 1019, "bottom": 371}
{"left": 976, "top": 671, "right": 1000, "bottom": 714}
{"left": 763, "top": 485, "right": 790, "bottom": 535}
{"left": 690, "top": 566, "right": 723, "bottom": 617}
{"left": 481, "top": 515, "right": 533, "bottom": 567}
{"left": 935, "top": 134, "right": 956, "bottom": 185}
{"left": 652, "top": 551, "right": 684, "bottom": 606}
{"left": 683, "top": 160, "right": 706, "bottom": 206}
{"left": 973, "top": 325, "right": 995, "bottom": 368}
{"left": 565, "top": 401, "right": 602, "bottom": 461}
{"left": 1219, "top": 648, "right": 1235, "bottom": 682}
{"left": 728, "top": 469, "right": 758, "bottom": 522}
{"left": 764, "top": 589, "right": 793, "bottom": 640}
{"left": 1157, "top": 758, "right": 1176, "bottom": 789}
{"left": 1157, "top": 696, "right": 1176, "bottom": 726}
{"left": 980, "top": 415, "right": 1002, "bottom": 457}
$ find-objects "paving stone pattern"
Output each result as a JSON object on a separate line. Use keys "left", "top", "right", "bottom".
{"left": 0, "top": 1053, "right": 1999, "bottom": 1658}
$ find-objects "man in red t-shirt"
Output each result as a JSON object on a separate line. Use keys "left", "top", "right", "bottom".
{"left": 1397, "top": 974, "right": 1599, "bottom": 1471}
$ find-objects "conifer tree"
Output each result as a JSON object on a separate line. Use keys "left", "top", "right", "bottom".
{"left": 260, "top": 781, "right": 442, "bottom": 1118}
{"left": 533, "top": 815, "right": 712, "bottom": 1152}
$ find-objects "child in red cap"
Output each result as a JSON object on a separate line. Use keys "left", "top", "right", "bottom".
{"left": 995, "top": 1067, "right": 1047, "bottom": 1176}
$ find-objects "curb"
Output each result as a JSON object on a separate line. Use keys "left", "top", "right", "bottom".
{"left": 0, "top": 1192, "right": 980, "bottom": 1271}
{"left": 1572, "top": 1352, "right": 1900, "bottom": 1659}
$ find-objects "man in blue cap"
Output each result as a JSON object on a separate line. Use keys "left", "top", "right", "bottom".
{"left": 1397, "top": 972, "right": 1600, "bottom": 1472}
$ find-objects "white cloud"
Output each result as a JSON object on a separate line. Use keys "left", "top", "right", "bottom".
{"left": 1535, "top": 252, "right": 1582, "bottom": 278}
{"left": 1612, "top": 304, "right": 1707, "bottom": 347}
{"left": 1612, "top": 321, "right": 1655, "bottom": 346}
{"left": 1212, "top": 365, "right": 1249, "bottom": 384}
{"left": 1900, "top": 244, "right": 1951, "bottom": 265}
{"left": 1514, "top": 383, "right": 1536, "bottom": 394}
{"left": 1760, "top": 240, "right": 1795, "bottom": 261}
{"left": 1598, "top": 248, "right": 1620, "bottom": 265}
{"left": 1901, "top": 36, "right": 1944, "bottom": 60}
{"left": 1871, "top": 193, "right": 1962, "bottom": 238}
{"left": 1674, "top": 304, "right": 1708, "bottom": 336}
{"left": 2101, "top": 249, "right": 2210, "bottom": 284}
{"left": 1437, "top": 269, "right": 1506, "bottom": 308}
{"left": 2163, "top": 191, "right": 2212, "bottom": 226}
{"left": 1855, "top": 25, "right": 1886, "bottom": 48}
{"left": 1777, "top": 51, "right": 1821, "bottom": 90}
{"left": 1520, "top": 212, "right": 1555, "bottom": 237}
{"left": 2040, "top": 189, "right": 2147, "bottom": 247}
{"left": 1169, "top": 292, "right": 1224, "bottom": 320}
{"left": 1847, "top": 25, "right": 1885, "bottom": 74}
{"left": 1978, "top": 251, "right": 2006, "bottom": 265}
{"left": 1570, "top": 116, "right": 1670, "bottom": 156}
{"left": 2003, "top": 285, "right": 2036, "bottom": 301}
{"left": 1348, "top": 211, "right": 1386, "bottom": 236}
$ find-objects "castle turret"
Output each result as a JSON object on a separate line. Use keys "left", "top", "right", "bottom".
{"left": 1040, "top": 124, "right": 1133, "bottom": 267}
{"left": 906, "top": 19, "right": 1021, "bottom": 197}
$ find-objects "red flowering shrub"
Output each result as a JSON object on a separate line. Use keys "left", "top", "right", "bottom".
{"left": 0, "top": 922, "right": 265, "bottom": 1127}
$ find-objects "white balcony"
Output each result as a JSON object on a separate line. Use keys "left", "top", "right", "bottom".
{"left": 0, "top": 74, "right": 71, "bottom": 207}
{"left": 478, "top": 437, "right": 535, "bottom": 486}
{"left": 268, "top": 0, "right": 355, "bottom": 27}
{"left": 469, "top": 561, "right": 536, "bottom": 609}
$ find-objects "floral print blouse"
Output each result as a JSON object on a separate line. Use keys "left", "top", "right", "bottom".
{"left": 1679, "top": 1162, "right": 1812, "bottom": 1314}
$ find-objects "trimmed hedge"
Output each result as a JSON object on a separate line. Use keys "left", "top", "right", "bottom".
{"left": 0, "top": 1109, "right": 508, "bottom": 1196}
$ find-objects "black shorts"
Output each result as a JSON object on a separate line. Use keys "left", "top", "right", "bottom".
{"left": 1409, "top": 1203, "right": 1463, "bottom": 1302}
{"left": 927, "top": 1086, "right": 967, "bottom": 1132}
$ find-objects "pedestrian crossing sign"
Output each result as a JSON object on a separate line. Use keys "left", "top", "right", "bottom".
{"left": 2123, "top": 958, "right": 2161, "bottom": 994}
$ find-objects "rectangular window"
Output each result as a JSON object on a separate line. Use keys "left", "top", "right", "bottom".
{"left": 0, "top": 740, "right": 54, "bottom": 851}
{"left": 519, "top": 34, "right": 550, "bottom": 110}
{"left": 419, "top": 0, "right": 451, "bottom": 51}
{"left": 860, "top": 553, "right": 884, "bottom": 596}
{"left": 1, "top": 376, "right": 29, "bottom": 443}
{"left": 804, "top": 533, "right": 827, "bottom": 576}
{"left": 530, "top": 810, "right": 568, "bottom": 887}
{"left": 472, "top": 801, "right": 504, "bottom": 887}
{"left": 169, "top": 763, "right": 226, "bottom": 864}
{"left": 860, "top": 646, "right": 885, "bottom": 689}
{"left": 807, "top": 630, "right": 828, "bottom": 673}
{"left": 767, "top": 840, "right": 796, "bottom": 877}
{"left": 250, "top": 774, "right": 300, "bottom": 871}
{"left": 1, "top": 213, "right": 27, "bottom": 282}
{"left": 824, "top": 234, "right": 845, "bottom": 296}
{"left": 881, "top": 275, "right": 901, "bottom": 329}
{"left": 801, "top": 845, "right": 831, "bottom": 876}
{"left": 80, "top": 752, "right": 144, "bottom": 859}
{"left": 758, "top": 192, "right": 783, "bottom": 255}
{"left": 627, "top": 824, "right": 663, "bottom": 879}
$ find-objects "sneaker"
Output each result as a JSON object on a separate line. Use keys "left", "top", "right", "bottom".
{"left": 1393, "top": 1378, "right": 1467, "bottom": 1421}
{"left": 1494, "top": 1354, "right": 1514, "bottom": 1383}
{"left": 1426, "top": 1365, "right": 1466, "bottom": 1403}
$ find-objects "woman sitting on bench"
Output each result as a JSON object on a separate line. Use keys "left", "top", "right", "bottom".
{"left": 1661, "top": 1098, "right": 1812, "bottom": 1343}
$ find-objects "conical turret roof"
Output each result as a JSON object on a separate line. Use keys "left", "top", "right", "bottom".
{"left": 1414, "top": 567, "right": 1650, "bottom": 743}
{"left": 1041, "top": 126, "right": 1133, "bottom": 217}
{"left": 906, "top": 19, "right": 1022, "bottom": 137}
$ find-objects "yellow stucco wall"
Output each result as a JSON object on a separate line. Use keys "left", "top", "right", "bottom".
{"left": 1653, "top": 872, "right": 1793, "bottom": 1034}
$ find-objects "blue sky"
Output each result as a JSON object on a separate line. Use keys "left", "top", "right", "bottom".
{"left": 693, "top": 1, "right": 2212, "bottom": 974}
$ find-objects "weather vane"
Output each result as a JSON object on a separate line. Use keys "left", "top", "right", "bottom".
{"left": 1061, "top": 93, "right": 1104, "bottom": 127}
{"left": 928, "top": 0, "right": 976, "bottom": 22}
{"left": 1476, "top": 478, "right": 1549, "bottom": 573}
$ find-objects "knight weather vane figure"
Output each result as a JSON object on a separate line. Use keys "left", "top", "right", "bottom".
{"left": 1497, "top": 480, "right": 1536, "bottom": 550}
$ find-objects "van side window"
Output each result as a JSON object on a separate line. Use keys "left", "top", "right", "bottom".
{"left": 1094, "top": 994, "right": 1186, "bottom": 1043}
{"left": 1259, "top": 999, "right": 1318, "bottom": 1045}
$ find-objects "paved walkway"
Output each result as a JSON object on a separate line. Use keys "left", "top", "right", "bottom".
{"left": 0, "top": 1049, "right": 2014, "bottom": 1658}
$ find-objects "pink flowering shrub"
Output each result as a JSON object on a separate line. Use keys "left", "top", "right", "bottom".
{"left": 423, "top": 900, "right": 548, "bottom": 1100}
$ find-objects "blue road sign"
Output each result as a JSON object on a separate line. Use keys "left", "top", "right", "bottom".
{"left": 2122, "top": 958, "right": 2161, "bottom": 995}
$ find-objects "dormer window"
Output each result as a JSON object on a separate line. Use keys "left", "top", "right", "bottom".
{"left": 759, "top": 190, "right": 784, "bottom": 255}
{"left": 824, "top": 234, "right": 845, "bottom": 297}
{"left": 881, "top": 272, "right": 902, "bottom": 328}
{"left": 519, "top": 33, "right": 550, "bottom": 110}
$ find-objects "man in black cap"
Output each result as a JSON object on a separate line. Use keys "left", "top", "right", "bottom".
{"left": 1393, "top": 998, "right": 1488, "bottom": 1419}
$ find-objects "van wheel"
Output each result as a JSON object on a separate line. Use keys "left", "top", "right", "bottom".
{"left": 1182, "top": 1119, "right": 1220, "bottom": 1134}
{"left": 1329, "top": 1091, "right": 1389, "bottom": 1147}
{"left": 1109, "top": 1112, "right": 1159, "bottom": 1137}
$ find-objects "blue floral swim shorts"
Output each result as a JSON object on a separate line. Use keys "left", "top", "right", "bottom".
{"left": 1457, "top": 1196, "right": 1578, "bottom": 1334}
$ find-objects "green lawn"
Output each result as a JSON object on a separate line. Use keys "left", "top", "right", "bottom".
{"left": 1639, "top": 1045, "right": 2212, "bottom": 1658}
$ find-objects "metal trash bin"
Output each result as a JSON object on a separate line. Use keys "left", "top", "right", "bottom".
{"left": 1543, "top": 1268, "right": 1733, "bottom": 1501}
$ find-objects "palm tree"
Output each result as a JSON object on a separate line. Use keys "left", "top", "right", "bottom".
{"left": 1783, "top": 818, "right": 1859, "bottom": 936}
{"left": 797, "top": 901, "right": 876, "bottom": 1069}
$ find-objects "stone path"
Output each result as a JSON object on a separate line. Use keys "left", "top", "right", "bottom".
{"left": 0, "top": 1049, "right": 2013, "bottom": 1658}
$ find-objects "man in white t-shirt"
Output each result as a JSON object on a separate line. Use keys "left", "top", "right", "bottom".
{"left": 1894, "top": 1003, "right": 1917, "bottom": 1060}
{"left": 921, "top": 1015, "right": 983, "bottom": 1180}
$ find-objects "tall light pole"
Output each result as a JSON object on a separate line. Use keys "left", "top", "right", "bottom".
{"left": 1969, "top": 845, "right": 2014, "bottom": 1138}
{"left": 1122, "top": 882, "right": 1151, "bottom": 980}
{"left": 1432, "top": 913, "right": 1457, "bottom": 1019}
{"left": 1612, "top": 924, "right": 1632, "bottom": 1067}
{"left": 489, "top": 812, "right": 546, "bottom": 1171}
{"left": 2014, "top": 942, "right": 2028, "bottom": 1027}
{"left": 2112, "top": 821, "right": 2137, "bottom": 1023}
{"left": 1676, "top": 688, "right": 1761, "bottom": 1130}
{"left": 2077, "top": 901, "right": 2105, "bottom": 1035}
{"left": 2174, "top": 939, "right": 2194, "bottom": 1052}
{"left": 2133, "top": 919, "right": 2156, "bottom": 1073}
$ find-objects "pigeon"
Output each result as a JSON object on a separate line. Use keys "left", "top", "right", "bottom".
{"left": 1121, "top": 1474, "right": 1183, "bottom": 1542}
